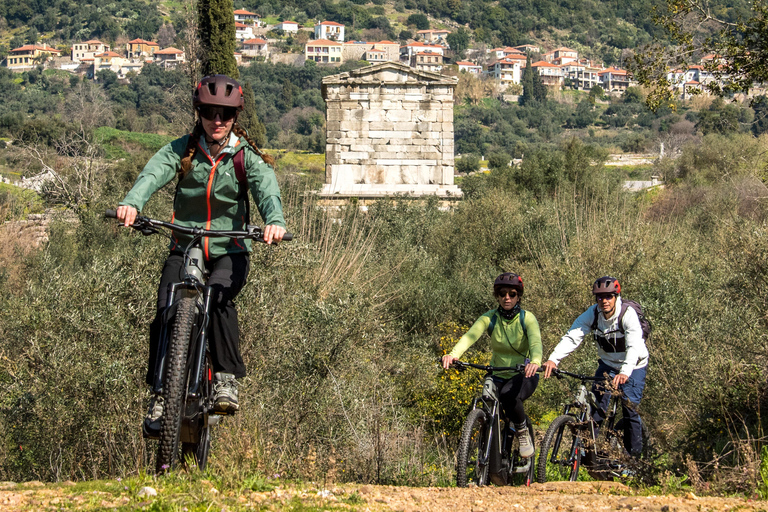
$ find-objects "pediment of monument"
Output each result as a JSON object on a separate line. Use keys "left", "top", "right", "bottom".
{"left": 322, "top": 61, "right": 458, "bottom": 86}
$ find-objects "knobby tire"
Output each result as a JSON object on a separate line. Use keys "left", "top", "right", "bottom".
{"left": 456, "top": 408, "right": 490, "bottom": 487}
{"left": 156, "top": 297, "right": 196, "bottom": 473}
{"left": 537, "top": 414, "right": 581, "bottom": 483}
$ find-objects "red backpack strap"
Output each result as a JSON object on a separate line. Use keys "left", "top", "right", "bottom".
{"left": 233, "top": 149, "right": 250, "bottom": 225}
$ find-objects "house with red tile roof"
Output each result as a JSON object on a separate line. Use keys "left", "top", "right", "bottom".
{"left": 314, "top": 21, "right": 345, "bottom": 42}
{"left": 514, "top": 44, "right": 540, "bottom": 54}
{"left": 242, "top": 38, "right": 268, "bottom": 59}
{"left": 72, "top": 40, "right": 109, "bottom": 63}
{"left": 127, "top": 39, "right": 159, "bottom": 59}
{"left": 543, "top": 47, "right": 578, "bottom": 65}
{"left": 599, "top": 67, "right": 630, "bottom": 92}
{"left": 488, "top": 46, "right": 524, "bottom": 60}
{"left": 487, "top": 56, "right": 524, "bottom": 86}
{"left": 531, "top": 61, "right": 563, "bottom": 86}
{"left": 7, "top": 44, "right": 62, "bottom": 70}
{"left": 154, "top": 47, "right": 185, "bottom": 69}
{"left": 456, "top": 61, "right": 483, "bottom": 74}
{"left": 235, "top": 22, "right": 255, "bottom": 42}
{"left": 234, "top": 9, "right": 260, "bottom": 26}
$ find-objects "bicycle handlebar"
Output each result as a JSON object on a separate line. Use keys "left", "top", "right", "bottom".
{"left": 105, "top": 209, "right": 294, "bottom": 242}
{"left": 448, "top": 360, "right": 603, "bottom": 382}
{"left": 549, "top": 368, "right": 603, "bottom": 381}
{"left": 449, "top": 361, "right": 528, "bottom": 373}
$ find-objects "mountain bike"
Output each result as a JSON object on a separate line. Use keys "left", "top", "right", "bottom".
{"left": 106, "top": 209, "right": 292, "bottom": 473}
{"left": 536, "top": 368, "right": 649, "bottom": 483}
{"left": 450, "top": 361, "right": 536, "bottom": 487}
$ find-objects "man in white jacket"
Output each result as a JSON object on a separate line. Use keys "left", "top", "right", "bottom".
{"left": 542, "top": 276, "right": 648, "bottom": 458}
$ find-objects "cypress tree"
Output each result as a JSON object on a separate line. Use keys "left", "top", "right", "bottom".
{"left": 198, "top": 0, "right": 239, "bottom": 78}
{"left": 520, "top": 54, "right": 534, "bottom": 106}
{"left": 240, "top": 82, "right": 267, "bottom": 147}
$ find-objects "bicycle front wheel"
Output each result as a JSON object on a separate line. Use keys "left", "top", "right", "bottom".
{"left": 456, "top": 408, "right": 490, "bottom": 487}
{"left": 536, "top": 415, "right": 582, "bottom": 483}
{"left": 156, "top": 297, "right": 196, "bottom": 474}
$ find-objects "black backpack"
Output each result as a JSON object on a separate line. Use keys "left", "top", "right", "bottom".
{"left": 591, "top": 299, "right": 651, "bottom": 342}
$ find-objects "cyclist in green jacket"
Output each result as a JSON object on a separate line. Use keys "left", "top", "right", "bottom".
{"left": 116, "top": 75, "right": 286, "bottom": 438}
{"left": 442, "top": 273, "right": 543, "bottom": 457}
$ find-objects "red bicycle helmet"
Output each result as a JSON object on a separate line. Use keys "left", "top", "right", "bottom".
{"left": 592, "top": 276, "right": 621, "bottom": 295}
{"left": 494, "top": 273, "right": 524, "bottom": 296}
{"left": 193, "top": 75, "right": 244, "bottom": 111}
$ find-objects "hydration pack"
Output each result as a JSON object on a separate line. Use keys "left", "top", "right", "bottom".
{"left": 591, "top": 299, "right": 651, "bottom": 353}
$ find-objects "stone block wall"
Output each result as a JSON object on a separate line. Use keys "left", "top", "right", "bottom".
{"left": 321, "top": 62, "right": 461, "bottom": 197}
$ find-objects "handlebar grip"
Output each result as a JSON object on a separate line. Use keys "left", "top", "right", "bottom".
{"left": 105, "top": 209, "right": 117, "bottom": 219}
{"left": 282, "top": 233, "right": 293, "bottom": 242}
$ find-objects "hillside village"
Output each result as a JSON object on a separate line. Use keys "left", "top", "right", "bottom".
{"left": 3, "top": 8, "right": 720, "bottom": 99}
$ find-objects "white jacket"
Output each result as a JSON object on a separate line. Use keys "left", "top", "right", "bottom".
{"left": 548, "top": 297, "right": 649, "bottom": 376}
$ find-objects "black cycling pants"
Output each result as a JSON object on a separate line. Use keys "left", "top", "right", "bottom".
{"left": 146, "top": 252, "right": 250, "bottom": 385}
{"left": 492, "top": 373, "right": 540, "bottom": 424}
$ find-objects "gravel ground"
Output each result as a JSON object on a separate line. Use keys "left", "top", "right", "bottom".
{"left": 0, "top": 480, "right": 765, "bottom": 511}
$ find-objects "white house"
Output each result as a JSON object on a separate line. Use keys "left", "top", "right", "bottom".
{"left": 456, "top": 61, "right": 483, "bottom": 75}
{"left": 242, "top": 38, "right": 268, "bottom": 58}
{"left": 487, "top": 55, "right": 525, "bottom": 85}
{"left": 235, "top": 22, "right": 255, "bottom": 42}
{"left": 72, "top": 40, "right": 109, "bottom": 63}
{"left": 276, "top": 21, "right": 299, "bottom": 33}
{"left": 234, "top": 9, "right": 260, "bottom": 26}
{"left": 314, "top": 21, "right": 345, "bottom": 42}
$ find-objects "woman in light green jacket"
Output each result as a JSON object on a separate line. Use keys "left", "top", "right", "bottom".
{"left": 116, "top": 75, "right": 285, "bottom": 437}
{"left": 442, "top": 273, "right": 542, "bottom": 457}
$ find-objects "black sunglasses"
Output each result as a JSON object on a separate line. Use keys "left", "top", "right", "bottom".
{"left": 497, "top": 290, "right": 518, "bottom": 299}
{"left": 595, "top": 293, "right": 616, "bottom": 301}
{"left": 199, "top": 106, "right": 237, "bottom": 121}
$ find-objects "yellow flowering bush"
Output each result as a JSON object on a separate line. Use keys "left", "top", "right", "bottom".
{"left": 413, "top": 322, "right": 492, "bottom": 439}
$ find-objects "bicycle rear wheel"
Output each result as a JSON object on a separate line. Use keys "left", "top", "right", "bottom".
{"left": 182, "top": 352, "right": 213, "bottom": 470}
{"left": 156, "top": 297, "right": 196, "bottom": 474}
{"left": 456, "top": 408, "right": 490, "bottom": 487}
{"left": 536, "top": 415, "right": 582, "bottom": 483}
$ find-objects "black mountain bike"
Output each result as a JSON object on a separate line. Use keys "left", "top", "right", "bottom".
{"left": 536, "top": 368, "right": 649, "bottom": 483}
{"left": 106, "top": 209, "right": 292, "bottom": 473}
{"left": 451, "top": 361, "right": 536, "bottom": 487}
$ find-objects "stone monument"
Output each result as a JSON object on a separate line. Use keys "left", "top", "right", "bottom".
{"left": 320, "top": 61, "right": 461, "bottom": 198}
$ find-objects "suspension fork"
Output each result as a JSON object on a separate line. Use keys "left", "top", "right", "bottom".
{"left": 188, "top": 285, "right": 213, "bottom": 397}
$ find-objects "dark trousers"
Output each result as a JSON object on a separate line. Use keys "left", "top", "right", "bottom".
{"left": 146, "top": 252, "right": 250, "bottom": 385}
{"left": 591, "top": 359, "right": 647, "bottom": 457}
{"left": 492, "top": 373, "right": 540, "bottom": 425}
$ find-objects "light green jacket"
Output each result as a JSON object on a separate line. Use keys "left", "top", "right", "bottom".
{"left": 449, "top": 309, "right": 543, "bottom": 379}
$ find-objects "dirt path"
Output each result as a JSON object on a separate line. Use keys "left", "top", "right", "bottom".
{"left": 0, "top": 481, "right": 764, "bottom": 511}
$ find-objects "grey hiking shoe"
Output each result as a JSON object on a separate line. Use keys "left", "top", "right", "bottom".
{"left": 517, "top": 428, "right": 534, "bottom": 458}
{"left": 142, "top": 394, "right": 164, "bottom": 439}
{"left": 213, "top": 373, "right": 239, "bottom": 414}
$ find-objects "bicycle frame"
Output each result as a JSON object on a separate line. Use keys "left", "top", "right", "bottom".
{"left": 547, "top": 371, "right": 624, "bottom": 476}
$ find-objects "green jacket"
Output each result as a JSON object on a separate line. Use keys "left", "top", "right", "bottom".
{"left": 120, "top": 134, "right": 286, "bottom": 261}
{"left": 449, "top": 309, "right": 543, "bottom": 379}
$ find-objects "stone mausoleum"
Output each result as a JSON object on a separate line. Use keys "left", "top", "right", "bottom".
{"left": 320, "top": 62, "right": 461, "bottom": 198}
